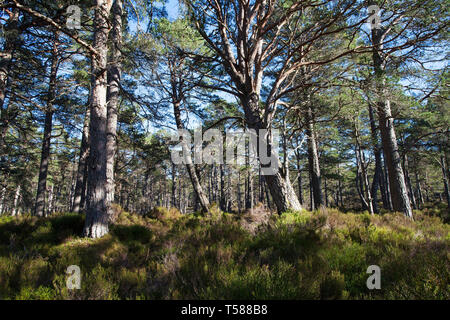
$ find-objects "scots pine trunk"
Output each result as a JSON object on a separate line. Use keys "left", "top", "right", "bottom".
{"left": 368, "top": 102, "right": 386, "bottom": 212}
{"left": 372, "top": 28, "right": 412, "bottom": 218}
{"left": 219, "top": 164, "right": 226, "bottom": 211}
{"left": 83, "top": 0, "right": 113, "bottom": 238}
{"left": 72, "top": 106, "right": 90, "bottom": 213}
{"left": 241, "top": 95, "right": 302, "bottom": 214}
{"left": 171, "top": 162, "right": 176, "bottom": 208}
{"left": 0, "top": 9, "right": 18, "bottom": 151}
{"left": 173, "top": 101, "right": 210, "bottom": 212}
{"left": 305, "top": 106, "right": 323, "bottom": 210}
{"left": 403, "top": 154, "right": 417, "bottom": 209}
{"left": 12, "top": 185, "right": 20, "bottom": 216}
{"left": 34, "top": 34, "right": 58, "bottom": 217}
{"left": 440, "top": 150, "right": 450, "bottom": 208}
{"left": 296, "top": 152, "right": 304, "bottom": 205}
{"left": 106, "top": 0, "right": 122, "bottom": 207}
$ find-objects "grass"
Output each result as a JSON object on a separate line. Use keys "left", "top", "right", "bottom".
{"left": 0, "top": 205, "right": 448, "bottom": 300}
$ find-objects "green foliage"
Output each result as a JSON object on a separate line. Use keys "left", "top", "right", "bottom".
{"left": 0, "top": 208, "right": 448, "bottom": 300}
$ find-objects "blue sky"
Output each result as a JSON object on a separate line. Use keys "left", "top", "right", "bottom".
{"left": 167, "top": 0, "right": 180, "bottom": 20}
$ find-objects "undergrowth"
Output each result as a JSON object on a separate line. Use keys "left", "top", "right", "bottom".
{"left": 0, "top": 205, "right": 448, "bottom": 300}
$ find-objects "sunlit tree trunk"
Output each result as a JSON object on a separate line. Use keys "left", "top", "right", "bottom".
{"left": 372, "top": 28, "right": 413, "bottom": 218}
{"left": 305, "top": 105, "right": 323, "bottom": 210}
{"left": 84, "top": 0, "right": 113, "bottom": 238}
{"left": 0, "top": 9, "right": 19, "bottom": 152}
{"left": 34, "top": 34, "right": 59, "bottom": 217}
{"left": 106, "top": 0, "right": 122, "bottom": 208}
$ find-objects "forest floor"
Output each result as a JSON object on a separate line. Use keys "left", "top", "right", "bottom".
{"left": 0, "top": 204, "right": 448, "bottom": 300}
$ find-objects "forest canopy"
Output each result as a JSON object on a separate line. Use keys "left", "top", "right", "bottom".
{"left": 0, "top": 0, "right": 448, "bottom": 301}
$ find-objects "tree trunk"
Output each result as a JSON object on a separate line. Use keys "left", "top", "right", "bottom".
{"left": 173, "top": 101, "right": 210, "bottom": 212}
{"left": 171, "top": 162, "right": 177, "bottom": 208}
{"left": 238, "top": 94, "right": 301, "bottom": 213}
{"left": 0, "top": 9, "right": 19, "bottom": 152}
{"left": 72, "top": 106, "right": 90, "bottom": 213}
{"left": 220, "top": 164, "right": 226, "bottom": 211}
{"left": 372, "top": 28, "right": 413, "bottom": 218}
{"left": 305, "top": 105, "right": 323, "bottom": 210}
{"left": 403, "top": 154, "right": 417, "bottom": 209}
{"left": 106, "top": 0, "right": 122, "bottom": 208}
{"left": 237, "top": 169, "right": 242, "bottom": 214}
{"left": 34, "top": 34, "right": 58, "bottom": 217}
{"left": 12, "top": 185, "right": 20, "bottom": 216}
{"left": 296, "top": 152, "right": 304, "bottom": 205}
{"left": 440, "top": 150, "right": 450, "bottom": 208}
{"left": 47, "top": 185, "right": 54, "bottom": 216}
{"left": 415, "top": 171, "right": 424, "bottom": 208}
{"left": 83, "top": 0, "right": 113, "bottom": 238}
{"left": 368, "top": 102, "right": 385, "bottom": 212}
{"left": 354, "top": 123, "right": 374, "bottom": 214}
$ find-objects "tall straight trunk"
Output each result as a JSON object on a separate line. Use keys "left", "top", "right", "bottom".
{"left": 372, "top": 28, "right": 413, "bottom": 218}
{"left": 245, "top": 144, "right": 254, "bottom": 210}
{"left": 296, "top": 152, "right": 304, "bottom": 205}
{"left": 227, "top": 167, "right": 232, "bottom": 212}
{"left": 34, "top": 34, "right": 58, "bottom": 217}
{"left": 208, "top": 167, "right": 212, "bottom": 203}
{"left": 440, "top": 150, "right": 450, "bottom": 208}
{"left": 305, "top": 105, "right": 323, "bottom": 210}
{"left": 84, "top": 0, "right": 113, "bottom": 238}
{"left": 12, "top": 185, "right": 20, "bottom": 216}
{"left": 220, "top": 164, "right": 226, "bottom": 210}
{"left": 415, "top": 171, "right": 424, "bottom": 207}
{"left": 258, "top": 166, "right": 263, "bottom": 203}
{"left": 355, "top": 124, "right": 374, "bottom": 214}
{"left": 171, "top": 162, "right": 176, "bottom": 208}
{"left": 403, "top": 154, "right": 417, "bottom": 209}
{"left": 368, "top": 102, "right": 385, "bottom": 212}
{"left": 72, "top": 106, "right": 90, "bottom": 213}
{"left": 355, "top": 145, "right": 369, "bottom": 211}
{"left": 324, "top": 177, "right": 329, "bottom": 207}
{"left": 173, "top": 101, "right": 210, "bottom": 212}
{"left": 246, "top": 171, "right": 254, "bottom": 210}
{"left": 0, "top": 9, "right": 19, "bottom": 151}
{"left": 264, "top": 178, "right": 272, "bottom": 210}
{"left": 47, "top": 185, "right": 54, "bottom": 216}
{"left": 0, "top": 185, "right": 5, "bottom": 215}
{"left": 338, "top": 165, "right": 344, "bottom": 207}
{"left": 237, "top": 170, "right": 242, "bottom": 214}
{"left": 106, "top": 0, "right": 122, "bottom": 206}
{"left": 309, "top": 170, "right": 314, "bottom": 211}
{"left": 382, "top": 152, "right": 393, "bottom": 210}
{"left": 178, "top": 170, "right": 182, "bottom": 209}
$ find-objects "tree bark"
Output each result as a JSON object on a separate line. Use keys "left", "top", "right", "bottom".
{"left": 354, "top": 122, "right": 374, "bottom": 214}
{"left": 34, "top": 34, "right": 58, "bottom": 217}
{"left": 403, "top": 154, "right": 417, "bottom": 209}
{"left": 223, "top": 92, "right": 301, "bottom": 214}
{"left": 415, "top": 171, "right": 424, "bottom": 207}
{"left": 0, "top": 9, "right": 19, "bottom": 152}
{"left": 106, "top": 0, "right": 122, "bottom": 207}
{"left": 372, "top": 28, "right": 413, "bottom": 218}
{"left": 83, "top": 0, "right": 113, "bottom": 238}
{"left": 72, "top": 106, "right": 90, "bottom": 213}
{"left": 173, "top": 101, "right": 210, "bottom": 212}
{"left": 296, "top": 151, "right": 304, "bottom": 205}
{"left": 220, "top": 164, "right": 226, "bottom": 211}
{"left": 12, "top": 185, "right": 20, "bottom": 216}
{"left": 440, "top": 150, "right": 450, "bottom": 208}
{"left": 171, "top": 161, "right": 177, "bottom": 208}
{"left": 305, "top": 105, "right": 323, "bottom": 210}
{"left": 368, "top": 102, "right": 385, "bottom": 212}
